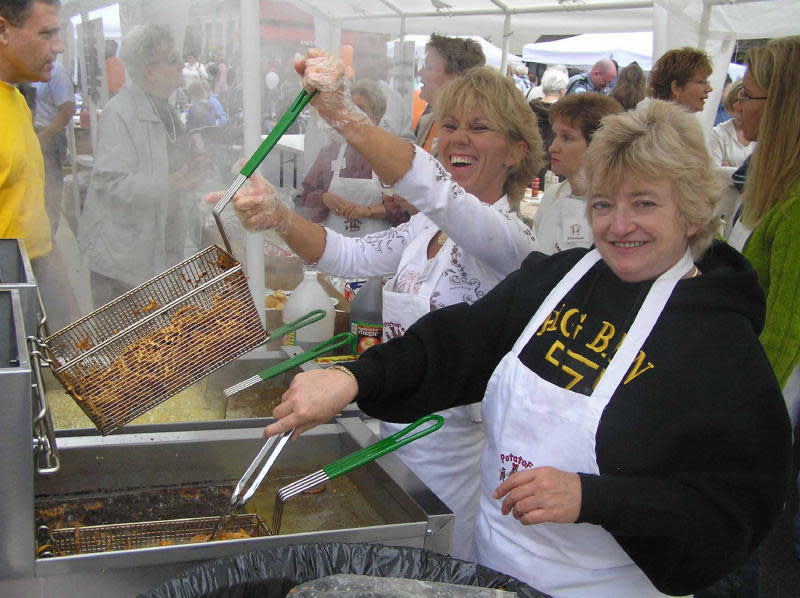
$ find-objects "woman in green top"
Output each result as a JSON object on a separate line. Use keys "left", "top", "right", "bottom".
{"left": 736, "top": 36, "right": 800, "bottom": 426}
{"left": 735, "top": 35, "right": 800, "bottom": 562}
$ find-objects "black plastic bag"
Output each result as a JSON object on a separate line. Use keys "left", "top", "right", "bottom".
{"left": 139, "top": 542, "right": 550, "bottom": 598}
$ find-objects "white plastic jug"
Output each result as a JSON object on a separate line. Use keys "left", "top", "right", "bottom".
{"left": 282, "top": 270, "right": 335, "bottom": 344}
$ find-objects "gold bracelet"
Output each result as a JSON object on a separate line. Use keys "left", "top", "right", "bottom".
{"left": 328, "top": 364, "right": 357, "bottom": 385}
{"left": 367, "top": 206, "right": 374, "bottom": 218}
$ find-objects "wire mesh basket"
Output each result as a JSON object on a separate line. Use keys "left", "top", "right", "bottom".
{"left": 49, "top": 514, "right": 269, "bottom": 556}
{"left": 44, "top": 245, "right": 267, "bottom": 435}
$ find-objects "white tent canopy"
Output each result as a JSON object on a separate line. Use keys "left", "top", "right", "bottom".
{"left": 59, "top": 0, "right": 799, "bottom": 324}
{"left": 522, "top": 32, "right": 654, "bottom": 70}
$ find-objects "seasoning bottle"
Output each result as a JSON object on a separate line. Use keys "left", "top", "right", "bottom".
{"left": 349, "top": 277, "right": 383, "bottom": 354}
{"left": 282, "top": 270, "right": 335, "bottom": 345}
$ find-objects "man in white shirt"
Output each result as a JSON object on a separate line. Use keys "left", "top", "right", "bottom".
{"left": 32, "top": 59, "right": 74, "bottom": 234}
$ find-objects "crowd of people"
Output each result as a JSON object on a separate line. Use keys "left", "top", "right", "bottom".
{"left": 1, "top": 0, "right": 799, "bottom": 595}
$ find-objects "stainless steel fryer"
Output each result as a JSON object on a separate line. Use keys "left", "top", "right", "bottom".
{"left": 2, "top": 418, "right": 453, "bottom": 597}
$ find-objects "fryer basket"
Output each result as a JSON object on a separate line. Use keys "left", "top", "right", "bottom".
{"left": 49, "top": 514, "right": 269, "bottom": 556}
{"left": 44, "top": 245, "right": 267, "bottom": 435}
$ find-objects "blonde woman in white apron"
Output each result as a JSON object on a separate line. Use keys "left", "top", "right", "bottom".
{"left": 209, "top": 60, "right": 543, "bottom": 561}
{"left": 263, "top": 100, "right": 792, "bottom": 596}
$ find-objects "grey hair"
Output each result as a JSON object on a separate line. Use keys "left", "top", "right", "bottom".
{"left": 351, "top": 79, "right": 387, "bottom": 124}
{"left": 119, "top": 24, "right": 174, "bottom": 86}
{"left": 541, "top": 66, "right": 569, "bottom": 95}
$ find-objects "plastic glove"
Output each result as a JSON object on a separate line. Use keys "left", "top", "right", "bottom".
{"left": 203, "top": 168, "right": 292, "bottom": 234}
{"left": 294, "top": 48, "right": 371, "bottom": 131}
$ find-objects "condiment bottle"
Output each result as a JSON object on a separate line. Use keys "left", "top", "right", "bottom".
{"left": 282, "top": 270, "right": 335, "bottom": 345}
{"left": 349, "top": 277, "right": 383, "bottom": 354}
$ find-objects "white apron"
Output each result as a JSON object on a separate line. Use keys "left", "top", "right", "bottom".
{"left": 535, "top": 183, "right": 592, "bottom": 254}
{"left": 476, "top": 248, "right": 694, "bottom": 597}
{"left": 323, "top": 143, "right": 387, "bottom": 238}
{"left": 380, "top": 225, "right": 485, "bottom": 561}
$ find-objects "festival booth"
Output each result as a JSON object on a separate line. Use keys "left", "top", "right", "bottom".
{"left": 3, "top": 2, "right": 798, "bottom": 596}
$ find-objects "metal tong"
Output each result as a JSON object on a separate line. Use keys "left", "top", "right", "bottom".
{"left": 210, "top": 332, "right": 356, "bottom": 539}
{"left": 224, "top": 332, "right": 355, "bottom": 397}
{"left": 271, "top": 414, "right": 444, "bottom": 534}
{"left": 212, "top": 89, "right": 315, "bottom": 254}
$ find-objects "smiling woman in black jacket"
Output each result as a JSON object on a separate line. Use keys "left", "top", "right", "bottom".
{"left": 263, "top": 99, "right": 791, "bottom": 597}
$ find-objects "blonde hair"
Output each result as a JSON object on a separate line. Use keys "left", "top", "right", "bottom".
{"left": 723, "top": 80, "right": 743, "bottom": 116}
{"left": 583, "top": 100, "right": 722, "bottom": 259}
{"left": 741, "top": 36, "right": 800, "bottom": 227}
{"left": 433, "top": 66, "right": 544, "bottom": 207}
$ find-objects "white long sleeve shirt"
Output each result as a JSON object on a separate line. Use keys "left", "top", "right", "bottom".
{"left": 318, "top": 146, "right": 536, "bottom": 309}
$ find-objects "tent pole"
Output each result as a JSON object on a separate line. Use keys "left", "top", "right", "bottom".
{"left": 500, "top": 12, "right": 511, "bottom": 76}
{"left": 240, "top": 0, "right": 266, "bottom": 328}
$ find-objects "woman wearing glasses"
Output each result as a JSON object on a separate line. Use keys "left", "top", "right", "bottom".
{"left": 732, "top": 36, "right": 800, "bottom": 437}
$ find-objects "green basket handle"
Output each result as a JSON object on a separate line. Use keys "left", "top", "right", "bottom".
{"left": 240, "top": 89, "right": 315, "bottom": 177}
{"left": 256, "top": 332, "right": 356, "bottom": 383}
{"left": 322, "top": 414, "right": 444, "bottom": 479}
{"left": 267, "top": 309, "right": 325, "bottom": 340}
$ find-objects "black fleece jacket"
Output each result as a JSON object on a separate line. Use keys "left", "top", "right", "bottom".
{"left": 347, "top": 241, "right": 792, "bottom": 596}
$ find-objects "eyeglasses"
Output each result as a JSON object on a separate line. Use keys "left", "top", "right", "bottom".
{"left": 737, "top": 89, "right": 768, "bottom": 102}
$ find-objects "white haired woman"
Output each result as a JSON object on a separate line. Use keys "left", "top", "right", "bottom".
{"left": 80, "top": 25, "right": 208, "bottom": 307}
{"left": 267, "top": 99, "right": 791, "bottom": 596}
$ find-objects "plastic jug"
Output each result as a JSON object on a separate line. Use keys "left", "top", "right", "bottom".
{"left": 282, "top": 271, "right": 335, "bottom": 344}
{"left": 350, "top": 277, "right": 383, "bottom": 354}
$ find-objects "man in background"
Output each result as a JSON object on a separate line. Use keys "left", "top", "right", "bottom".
{"left": 1, "top": 0, "right": 79, "bottom": 330}
{"left": 565, "top": 58, "right": 617, "bottom": 95}
{"left": 33, "top": 58, "right": 74, "bottom": 234}
{"left": 415, "top": 34, "right": 485, "bottom": 154}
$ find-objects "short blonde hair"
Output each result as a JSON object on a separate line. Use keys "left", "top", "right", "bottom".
{"left": 722, "top": 80, "right": 743, "bottom": 115}
{"left": 583, "top": 100, "right": 722, "bottom": 259}
{"left": 433, "top": 66, "right": 544, "bottom": 207}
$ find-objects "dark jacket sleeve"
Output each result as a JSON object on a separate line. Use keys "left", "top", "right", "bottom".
{"left": 577, "top": 303, "right": 792, "bottom": 595}
{"left": 347, "top": 251, "right": 557, "bottom": 421}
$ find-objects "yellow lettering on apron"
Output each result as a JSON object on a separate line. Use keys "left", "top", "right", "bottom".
{"left": 586, "top": 321, "right": 616, "bottom": 353}
{"left": 560, "top": 308, "right": 586, "bottom": 340}
{"left": 545, "top": 340, "right": 564, "bottom": 366}
{"left": 561, "top": 364, "right": 583, "bottom": 390}
{"left": 623, "top": 350, "right": 655, "bottom": 384}
{"left": 566, "top": 349, "right": 600, "bottom": 371}
{"left": 537, "top": 305, "right": 563, "bottom": 336}
{"left": 591, "top": 367, "right": 606, "bottom": 391}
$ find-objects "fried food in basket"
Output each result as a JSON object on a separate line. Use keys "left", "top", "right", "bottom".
{"left": 189, "top": 528, "right": 252, "bottom": 543}
{"left": 61, "top": 295, "right": 259, "bottom": 421}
